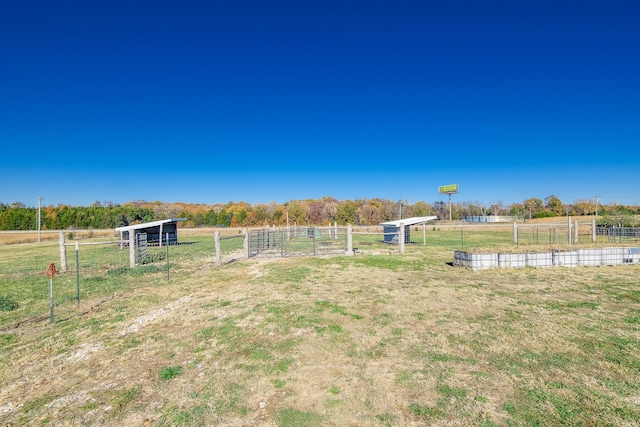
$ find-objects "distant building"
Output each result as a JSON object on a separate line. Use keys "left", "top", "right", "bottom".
{"left": 380, "top": 216, "right": 438, "bottom": 244}
{"left": 462, "top": 215, "right": 515, "bottom": 223}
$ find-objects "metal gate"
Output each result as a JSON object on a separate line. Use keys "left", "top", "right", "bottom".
{"left": 248, "top": 226, "right": 347, "bottom": 258}
{"left": 135, "top": 232, "right": 148, "bottom": 263}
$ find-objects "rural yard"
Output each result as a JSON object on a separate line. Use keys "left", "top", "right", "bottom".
{"left": 1, "top": 226, "right": 639, "bottom": 426}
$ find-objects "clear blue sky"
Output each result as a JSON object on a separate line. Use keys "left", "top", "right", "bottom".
{"left": 2, "top": 1, "right": 638, "bottom": 208}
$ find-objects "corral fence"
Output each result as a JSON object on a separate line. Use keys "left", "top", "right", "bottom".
{"left": 596, "top": 226, "right": 640, "bottom": 244}
{"left": 248, "top": 225, "right": 348, "bottom": 258}
{"left": 515, "top": 221, "right": 640, "bottom": 246}
{"left": 213, "top": 224, "right": 414, "bottom": 263}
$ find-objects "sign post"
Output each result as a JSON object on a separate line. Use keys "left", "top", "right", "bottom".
{"left": 438, "top": 184, "right": 459, "bottom": 221}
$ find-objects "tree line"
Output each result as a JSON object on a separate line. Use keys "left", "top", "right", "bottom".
{"left": 1, "top": 195, "right": 639, "bottom": 231}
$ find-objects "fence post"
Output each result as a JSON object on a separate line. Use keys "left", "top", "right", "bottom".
{"left": 346, "top": 224, "right": 353, "bottom": 256}
{"left": 214, "top": 230, "right": 221, "bottom": 266}
{"left": 592, "top": 218, "right": 596, "bottom": 243}
{"left": 129, "top": 231, "right": 136, "bottom": 267}
{"left": 59, "top": 232, "right": 68, "bottom": 271}
{"left": 243, "top": 228, "right": 249, "bottom": 258}
{"left": 568, "top": 215, "right": 572, "bottom": 245}
{"left": 399, "top": 223, "right": 405, "bottom": 254}
{"left": 513, "top": 222, "right": 518, "bottom": 245}
{"left": 574, "top": 220, "right": 579, "bottom": 244}
{"left": 334, "top": 221, "right": 338, "bottom": 240}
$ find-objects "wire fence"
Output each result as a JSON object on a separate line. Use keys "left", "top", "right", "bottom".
{"left": 216, "top": 232, "right": 246, "bottom": 264}
{"left": 3, "top": 223, "right": 639, "bottom": 327}
{"left": 0, "top": 235, "right": 192, "bottom": 328}
{"left": 0, "top": 239, "right": 131, "bottom": 326}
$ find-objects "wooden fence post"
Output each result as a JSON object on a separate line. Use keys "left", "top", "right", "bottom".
{"left": 214, "top": 231, "right": 221, "bottom": 266}
{"left": 59, "top": 232, "right": 68, "bottom": 271}
{"left": 346, "top": 224, "right": 353, "bottom": 256}
{"left": 243, "top": 228, "right": 249, "bottom": 258}
{"left": 129, "top": 231, "right": 136, "bottom": 267}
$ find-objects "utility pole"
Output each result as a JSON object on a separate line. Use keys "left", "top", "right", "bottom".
{"left": 594, "top": 195, "right": 600, "bottom": 218}
{"left": 397, "top": 199, "right": 408, "bottom": 220}
{"left": 37, "top": 196, "right": 43, "bottom": 243}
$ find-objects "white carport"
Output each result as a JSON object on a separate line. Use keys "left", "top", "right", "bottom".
{"left": 380, "top": 216, "right": 438, "bottom": 244}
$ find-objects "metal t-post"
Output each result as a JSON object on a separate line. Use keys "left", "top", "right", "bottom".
{"left": 49, "top": 277, "right": 54, "bottom": 322}
{"left": 76, "top": 242, "right": 80, "bottom": 307}
{"left": 46, "top": 263, "right": 59, "bottom": 323}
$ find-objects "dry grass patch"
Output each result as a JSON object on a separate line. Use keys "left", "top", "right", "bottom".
{"left": 1, "top": 237, "right": 639, "bottom": 426}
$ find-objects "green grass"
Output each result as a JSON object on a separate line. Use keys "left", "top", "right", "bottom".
{"left": 160, "top": 366, "right": 183, "bottom": 380}
{"left": 276, "top": 408, "right": 325, "bottom": 426}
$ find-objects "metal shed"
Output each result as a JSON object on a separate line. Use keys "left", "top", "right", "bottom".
{"left": 380, "top": 216, "right": 438, "bottom": 244}
{"left": 115, "top": 218, "right": 186, "bottom": 247}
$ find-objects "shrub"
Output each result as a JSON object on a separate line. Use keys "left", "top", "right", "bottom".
{"left": 0, "top": 295, "right": 18, "bottom": 311}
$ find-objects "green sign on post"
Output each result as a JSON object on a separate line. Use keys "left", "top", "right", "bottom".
{"left": 438, "top": 184, "right": 459, "bottom": 194}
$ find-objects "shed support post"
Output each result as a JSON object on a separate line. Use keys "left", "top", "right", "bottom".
{"left": 399, "top": 223, "right": 405, "bottom": 254}
{"left": 159, "top": 223, "right": 164, "bottom": 247}
{"left": 423, "top": 222, "right": 426, "bottom": 245}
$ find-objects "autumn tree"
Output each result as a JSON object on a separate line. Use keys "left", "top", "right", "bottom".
{"left": 572, "top": 199, "right": 596, "bottom": 216}
{"left": 490, "top": 201, "right": 505, "bottom": 216}
{"left": 357, "top": 203, "right": 383, "bottom": 225}
{"left": 335, "top": 201, "right": 357, "bottom": 225}
{"left": 411, "top": 201, "right": 435, "bottom": 217}
{"left": 545, "top": 195, "right": 564, "bottom": 216}
{"left": 286, "top": 201, "right": 307, "bottom": 225}
{"left": 523, "top": 198, "right": 544, "bottom": 218}
{"left": 307, "top": 200, "right": 326, "bottom": 225}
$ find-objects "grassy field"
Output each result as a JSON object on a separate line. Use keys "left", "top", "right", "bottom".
{"left": 1, "top": 227, "right": 639, "bottom": 426}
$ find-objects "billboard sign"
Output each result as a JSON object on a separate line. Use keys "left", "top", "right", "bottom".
{"left": 438, "top": 184, "right": 459, "bottom": 194}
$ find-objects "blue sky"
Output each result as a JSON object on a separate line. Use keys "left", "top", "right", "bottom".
{"left": 1, "top": 1, "right": 639, "bottom": 208}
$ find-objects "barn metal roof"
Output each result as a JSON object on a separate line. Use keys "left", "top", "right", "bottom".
{"left": 380, "top": 216, "right": 438, "bottom": 227}
{"left": 115, "top": 218, "right": 186, "bottom": 232}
